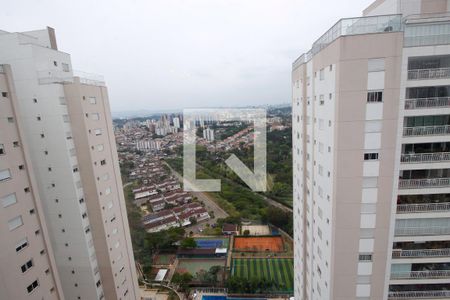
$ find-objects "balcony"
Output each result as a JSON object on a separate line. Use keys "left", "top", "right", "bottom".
{"left": 399, "top": 178, "right": 450, "bottom": 189}
{"left": 408, "top": 68, "right": 450, "bottom": 80}
{"left": 37, "top": 70, "right": 73, "bottom": 85}
{"left": 403, "top": 125, "right": 450, "bottom": 137}
{"left": 395, "top": 226, "right": 450, "bottom": 236}
{"left": 392, "top": 248, "right": 450, "bottom": 258}
{"left": 391, "top": 270, "right": 450, "bottom": 280}
{"left": 401, "top": 152, "right": 450, "bottom": 163}
{"left": 389, "top": 290, "right": 450, "bottom": 299}
{"left": 397, "top": 202, "right": 450, "bottom": 213}
{"left": 405, "top": 97, "right": 450, "bottom": 110}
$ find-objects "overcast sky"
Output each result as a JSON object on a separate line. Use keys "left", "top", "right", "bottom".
{"left": 1, "top": 0, "right": 373, "bottom": 113}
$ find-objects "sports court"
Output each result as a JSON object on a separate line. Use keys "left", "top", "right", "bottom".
{"left": 194, "top": 237, "right": 229, "bottom": 249}
{"left": 241, "top": 225, "right": 271, "bottom": 235}
{"left": 176, "top": 258, "right": 226, "bottom": 275}
{"left": 231, "top": 258, "right": 294, "bottom": 292}
{"left": 152, "top": 254, "right": 175, "bottom": 265}
{"left": 233, "top": 236, "right": 284, "bottom": 252}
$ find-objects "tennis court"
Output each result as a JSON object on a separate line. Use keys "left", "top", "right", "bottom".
{"left": 233, "top": 236, "right": 284, "bottom": 252}
{"left": 194, "top": 237, "right": 229, "bottom": 249}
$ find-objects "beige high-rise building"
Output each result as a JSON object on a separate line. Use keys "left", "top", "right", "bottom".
{"left": 0, "top": 28, "right": 139, "bottom": 300}
{"left": 0, "top": 64, "right": 65, "bottom": 300}
{"left": 292, "top": 1, "right": 450, "bottom": 299}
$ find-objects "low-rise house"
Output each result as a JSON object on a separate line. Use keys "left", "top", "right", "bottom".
{"left": 222, "top": 224, "right": 239, "bottom": 235}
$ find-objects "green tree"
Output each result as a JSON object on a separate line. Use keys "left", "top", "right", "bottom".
{"left": 171, "top": 272, "right": 193, "bottom": 292}
{"left": 180, "top": 237, "right": 197, "bottom": 249}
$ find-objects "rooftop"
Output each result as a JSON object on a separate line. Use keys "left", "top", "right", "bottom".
{"left": 293, "top": 14, "right": 402, "bottom": 69}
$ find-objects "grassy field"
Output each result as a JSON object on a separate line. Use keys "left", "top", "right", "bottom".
{"left": 231, "top": 258, "right": 294, "bottom": 291}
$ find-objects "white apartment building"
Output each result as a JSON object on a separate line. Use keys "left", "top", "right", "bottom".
{"left": 292, "top": 1, "right": 450, "bottom": 300}
{"left": 0, "top": 28, "right": 138, "bottom": 300}
{"left": 203, "top": 127, "right": 215, "bottom": 142}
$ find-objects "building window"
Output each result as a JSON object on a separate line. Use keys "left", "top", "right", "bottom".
{"left": 97, "top": 144, "right": 104, "bottom": 151}
{"left": 21, "top": 259, "right": 33, "bottom": 273}
{"left": 364, "top": 153, "right": 379, "bottom": 160}
{"left": 62, "top": 115, "right": 70, "bottom": 123}
{"left": 0, "top": 168, "right": 12, "bottom": 181}
{"left": 59, "top": 97, "right": 66, "bottom": 105}
{"left": 33, "top": 98, "right": 38, "bottom": 103}
{"left": 319, "top": 95, "right": 324, "bottom": 105}
{"left": 13, "top": 141, "right": 19, "bottom": 147}
{"left": 15, "top": 238, "right": 28, "bottom": 252}
{"left": 53, "top": 61, "right": 58, "bottom": 66}
{"left": 2, "top": 92, "right": 8, "bottom": 98}
{"left": 62, "top": 63, "right": 70, "bottom": 72}
{"left": 7, "top": 117, "right": 14, "bottom": 123}
{"left": 8, "top": 216, "right": 23, "bottom": 231}
{"left": 1, "top": 193, "right": 17, "bottom": 207}
{"left": 89, "top": 97, "right": 97, "bottom": 104}
{"left": 91, "top": 113, "right": 100, "bottom": 121}
{"left": 26, "top": 279, "right": 39, "bottom": 294}
{"left": 359, "top": 253, "right": 373, "bottom": 261}
{"left": 319, "top": 68, "right": 325, "bottom": 80}
{"left": 94, "top": 129, "right": 102, "bottom": 136}
{"left": 100, "top": 159, "right": 106, "bottom": 166}
{"left": 0, "top": 143, "right": 5, "bottom": 155}
{"left": 367, "top": 91, "right": 383, "bottom": 103}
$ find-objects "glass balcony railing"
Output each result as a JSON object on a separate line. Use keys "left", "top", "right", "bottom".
{"left": 293, "top": 14, "right": 402, "bottom": 68}
{"left": 399, "top": 178, "right": 450, "bottom": 189}
{"left": 404, "top": 97, "right": 450, "bottom": 109}
{"left": 397, "top": 202, "right": 450, "bottom": 213}
{"left": 400, "top": 152, "right": 450, "bottom": 163}
{"left": 388, "top": 290, "right": 450, "bottom": 299}
{"left": 391, "top": 270, "right": 450, "bottom": 280}
{"left": 395, "top": 226, "right": 450, "bottom": 236}
{"left": 408, "top": 68, "right": 450, "bottom": 80}
{"left": 403, "top": 125, "right": 450, "bottom": 137}
{"left": 392, "top": 248, "right": 450, "bottom": 258}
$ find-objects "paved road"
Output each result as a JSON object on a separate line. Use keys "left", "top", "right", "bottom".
{"left": 123, "top": 182, "right": 133, "bottom": 188}
{"left": 260, "top": 194, "right": 293, "bottom": 213}
{"left": 164, "top": 161, "right": 292, "bottom": 222}
{"left": 163, "top": 162, "right": 228, "bottom": 230}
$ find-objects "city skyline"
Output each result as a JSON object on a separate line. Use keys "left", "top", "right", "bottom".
{"left": 0, "top": 0, "right": 372, "bottom": 112}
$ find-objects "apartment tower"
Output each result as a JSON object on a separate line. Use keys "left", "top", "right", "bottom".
{"left": 0, "top": 28, "right": 139, "bottom": 299}
{"left": 0, "top": 64, "right": 65, "bottom": 300}
{"left": 292, "top": 1, "right": 450, "bottom": 299}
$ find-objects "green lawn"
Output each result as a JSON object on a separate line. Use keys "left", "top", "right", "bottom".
{"left": 231, "top": 258, "right": 294, "bottom": 291}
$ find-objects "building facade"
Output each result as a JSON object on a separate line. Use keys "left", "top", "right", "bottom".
{"left": 0, "top": 28, "right": 138, "bottom": 300}
{"left": 0, "top": 64, "right": 65, "bottom": 300}
{"left": 292, "top": 1, "right": 450, "bottom": 299}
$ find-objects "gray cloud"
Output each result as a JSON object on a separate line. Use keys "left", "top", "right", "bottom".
{"left": 0, "top": 0, "right": 373, "bottom": 112}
